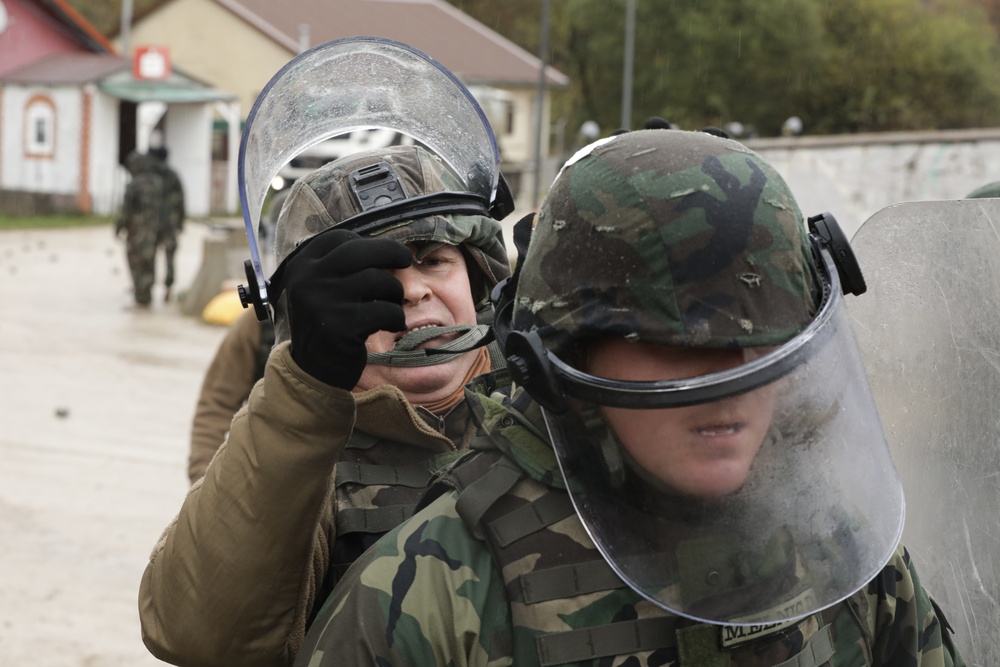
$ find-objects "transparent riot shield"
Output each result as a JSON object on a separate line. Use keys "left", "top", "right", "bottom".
{"left": 848, "top": 198, "right": 1000, "bottom": 666}
{"left": 238, "top": 36, "right": 501, "bottom": 312}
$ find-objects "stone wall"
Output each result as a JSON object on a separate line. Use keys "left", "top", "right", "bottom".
{"left": 747, "top": 128, "right": 1000, "bottom": 239}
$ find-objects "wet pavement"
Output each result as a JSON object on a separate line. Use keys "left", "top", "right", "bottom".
{"left": 0, "top": 222, "right": 232, "bottom": 666}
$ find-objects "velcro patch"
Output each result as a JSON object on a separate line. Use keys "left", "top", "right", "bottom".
{"left": 719, "top": 588, "right": 818, "bottom": 649}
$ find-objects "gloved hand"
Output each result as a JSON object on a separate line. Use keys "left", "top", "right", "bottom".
{"left": 268, "top": 229, "right": 412, "bottom": 389}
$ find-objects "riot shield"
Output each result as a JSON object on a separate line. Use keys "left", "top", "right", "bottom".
{"left": 848, "top": 199, "right": 1000, "bottom": 666}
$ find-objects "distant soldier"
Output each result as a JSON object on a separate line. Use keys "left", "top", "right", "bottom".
{"left": 115, "top": 149, "right": 185, "bottom": 307}
{"left": 150, "top": 146, "right": 186, "bottom": 302}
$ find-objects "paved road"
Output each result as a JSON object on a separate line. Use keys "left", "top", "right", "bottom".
{"left": 0, "top": 222, "right": 233, "bottom": 666}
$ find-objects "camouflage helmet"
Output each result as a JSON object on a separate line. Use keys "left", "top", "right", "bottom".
{"left": 274, "top": 144, "right": 510, "bottom": 319}
{"left": 965, "top": 180, "right": 1000, "bottom": 199}
{"left": 512, "top": 129, "right": 817, "bottom": 355}
{"left": 124, "top": 150, "right": 156, "bottom": 176}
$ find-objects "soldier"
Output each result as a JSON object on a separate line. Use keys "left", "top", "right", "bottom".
{"left": 115, "top": 149, "right": 185, "bottom": 307}
{"left": 115, "top": 151, "right": 164, "bottom": 307}
{"left": 149, "top": 147, "right": 186, "bottom": 302}
{"left": 297, "top": 129, "right": 965, "bottom": 666}
{"left": 139, "top": 38, "right": 515, "bottom": 666}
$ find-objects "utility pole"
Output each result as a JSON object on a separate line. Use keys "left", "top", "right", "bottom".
{"left": 620, "top": 0, "right": 636, "bottom": 131}
{"left": 121, "top": 0, "right": 133, "bottom": 59}
{"left": 532, "top": 0, "right": 550, "bottom": 210}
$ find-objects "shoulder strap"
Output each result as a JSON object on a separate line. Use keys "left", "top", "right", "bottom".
{"left": 446, "top": 451, "right": 678, "bottom": 665}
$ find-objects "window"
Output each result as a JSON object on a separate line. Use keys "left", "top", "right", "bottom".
{"left": 25, "top": 96, "right": 56, "bottom": 158}
{"left": 504, "top": 100, "right": 515, "bottom": 136}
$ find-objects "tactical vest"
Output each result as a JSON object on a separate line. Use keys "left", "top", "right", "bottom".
{"left": 311, "top": 430, "right": 459, "bottom": 625}
{"left": 433, "top": 447, "right": 878, "bottom": 667}
{"left": 318, "top": 364, "right": 503, "bottom": 605}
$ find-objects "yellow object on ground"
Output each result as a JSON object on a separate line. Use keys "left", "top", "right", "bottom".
{"left": 202, "top": 289, "right": 245, "bottom": 326}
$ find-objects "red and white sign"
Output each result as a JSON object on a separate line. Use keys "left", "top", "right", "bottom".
{"left": 133, "top": 46, "right": 171, "bottom": 80}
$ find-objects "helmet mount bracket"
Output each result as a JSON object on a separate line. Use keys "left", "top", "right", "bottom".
{"left": 807, "top": 212, "right": 866, "bottom": 296}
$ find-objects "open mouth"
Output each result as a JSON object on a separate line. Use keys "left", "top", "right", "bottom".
{"left": 393, "top": 323, "right": 452, "bottom": 350}
{"left": 694, "top": 422, "right": 744, "bottom": 437}
{"left": 395, "top": 323, "right": 443, "bottom": 342}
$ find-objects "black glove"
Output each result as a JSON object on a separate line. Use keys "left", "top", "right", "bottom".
{"left": 268, "top": 229, "right": 412, "bottom": 389}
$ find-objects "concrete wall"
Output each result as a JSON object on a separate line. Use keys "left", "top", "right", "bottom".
{"left": 747, "top": 129, "right": 1000, "bottom": 240}
{"left": 163, "top": 103, "right": 214, "bottom": 218}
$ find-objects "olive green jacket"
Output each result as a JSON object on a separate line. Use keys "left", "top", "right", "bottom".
{"left": 187, "top": 309, "right": 266, "bottom": 484}
{"left": 140, "top": 341, "right": 466, "bottom": 666}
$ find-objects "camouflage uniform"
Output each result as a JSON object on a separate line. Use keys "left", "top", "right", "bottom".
{"left": 115, "top": 151, "right": 185, "bottom": 305}
{"left": 152, "top": 154, "right": 185, "bottom": 297}
{"left": 299, "top": 377, "right": 963, "bottom": 667}
{"left": 138, "top": 146, "right": 511, "bottom": 666}
{"left": 296, "top": 131, "right": 964, "bottom": 666}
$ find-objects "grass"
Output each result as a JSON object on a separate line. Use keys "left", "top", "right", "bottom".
{"left": 0, "top": 214, "right": 114, "bottom": 230}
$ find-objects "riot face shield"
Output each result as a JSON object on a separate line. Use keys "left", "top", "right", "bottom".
{"left": 237, "top": 36, "right": 507, "bottom": 318}
{"left": 849, "top": 198, "right": 1000, "bottom": 665}
{"left": 512, "top": 248, "right": 905, "bottom": 626}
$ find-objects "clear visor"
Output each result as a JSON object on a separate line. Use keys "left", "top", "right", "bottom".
{"left": 238, "top": 36, "right": 501, "bottom": 303}
{"left": 543, "top": 254, "right": 905, "bottom": 625}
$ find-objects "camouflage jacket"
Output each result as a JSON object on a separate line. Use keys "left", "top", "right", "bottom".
{"left": 140, "top": 341, "right": 471, "bottom": 666}
{"left": 298, "top": 373, "right": 965, "bottom": 667}
{"left": 153, "top": 158, "right": 185, "bottom": 237}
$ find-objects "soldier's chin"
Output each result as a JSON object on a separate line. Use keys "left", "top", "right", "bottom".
{"left": 625, "top": 453, "right": 751, "bottom": 502}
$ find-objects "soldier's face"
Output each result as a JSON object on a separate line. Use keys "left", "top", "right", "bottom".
{"left": 355, "top": 244, "right": 480, "bottom": 403}
{"left": 586, "top": 339, "right": 776, "bottom": 498}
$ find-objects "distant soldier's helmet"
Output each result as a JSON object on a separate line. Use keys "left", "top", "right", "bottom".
{"left": 124, "top": 150, "right": 154, "bottom": 176}
{"left": 504, "top": 129, "right": 904, "bottom": 627}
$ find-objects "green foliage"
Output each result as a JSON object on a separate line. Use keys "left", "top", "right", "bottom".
{"left": 802, "top": 0, "right": 1000, "bottom": 132}
{"left": 446, "top": 0, "right": 1000, "bottom": 137}
{"left": 64, "top": 0, "right": 163, "bottom": 36}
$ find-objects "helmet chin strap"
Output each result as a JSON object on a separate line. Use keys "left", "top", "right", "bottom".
{"left": 365, "top": 324, "right": 492, "bottom": 367}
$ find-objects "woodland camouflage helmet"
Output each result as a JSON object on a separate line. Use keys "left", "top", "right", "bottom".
{"left": 271, "top": 144, "right": 511, "bottom": 345}
{"left": 276, "top": 144, "right": 509, "bottom": 304}
{"left": 504, "top": 129, "right": 904, "bottom": 626}
{"left": 964, "top": 180, "right": 1000, "bottom": 198}
{"left": 511, "top": 129, "right": 817, "bottom": 357}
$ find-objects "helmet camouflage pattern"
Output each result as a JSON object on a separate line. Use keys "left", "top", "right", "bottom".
{"left": 275, "top": 144, "right": 510, "bottom": 307}
{"left": 964, "top": 180, "right": 1000, "bottom": 199}
{"left": 512, "top": 129, "right": 817, "bottom": 354}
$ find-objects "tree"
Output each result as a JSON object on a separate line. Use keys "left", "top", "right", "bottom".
{"left": 447, "top": 0, "right": 1000, "bottom": 136}
{"left": 803, "top": 0, "right": 1000, "bottom": 132}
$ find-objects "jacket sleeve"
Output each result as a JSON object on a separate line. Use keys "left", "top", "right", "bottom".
{"left": 187, "top": 311, "right": 262, "bottom": 484}
{"left": 867, "top": 546, "right": 966, "bottom": 667}
{"left": 140, "top": 341, "right": 355, "bottom": 667}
